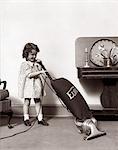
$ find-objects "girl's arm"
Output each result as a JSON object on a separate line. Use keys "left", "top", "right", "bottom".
{"left": 21, "top": 62, "right": 46, "bottom": 79}
{"left": 27, "top": 70, "right": 47, "bottom": 79}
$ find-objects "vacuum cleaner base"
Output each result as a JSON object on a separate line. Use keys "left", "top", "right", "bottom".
{"left": 75, "top": 118, "right": 106, "bottom": 140}
{"left": 84, "top": 123, "right": 106, "bottom": 140}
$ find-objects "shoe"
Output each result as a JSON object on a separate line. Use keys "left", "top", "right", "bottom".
{"left": 24, "top": 120, "right": 31, "bottom": 126}
{"left": 38, "top": 119, "right": 49, "bottom": 126}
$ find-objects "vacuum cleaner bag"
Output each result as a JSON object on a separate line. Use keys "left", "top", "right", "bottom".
{"left": 51, "top": 78, "right": 92, "bottom": 121}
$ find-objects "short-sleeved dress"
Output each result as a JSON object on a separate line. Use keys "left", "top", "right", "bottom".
{"left": 18, "top": 61, "right": 45, "bottom": 99}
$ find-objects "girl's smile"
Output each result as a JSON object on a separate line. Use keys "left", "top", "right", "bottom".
{"left": 27, "top": 49, "right": 37, "bottom": 62}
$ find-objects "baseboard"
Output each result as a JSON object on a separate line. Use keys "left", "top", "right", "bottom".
{"left": 11, "top": 104, "right": 72, "bottom": 117}
{"left": 11, "top": 104, "right": 118, "bottom": 120}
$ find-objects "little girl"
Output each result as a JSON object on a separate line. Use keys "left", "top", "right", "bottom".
{"left": 18, "top": 42, "right": 49, "bottom": 126}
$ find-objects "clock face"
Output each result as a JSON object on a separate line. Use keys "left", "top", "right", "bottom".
{"left": 90, "top": 39, "right": 118, "bottom": 66}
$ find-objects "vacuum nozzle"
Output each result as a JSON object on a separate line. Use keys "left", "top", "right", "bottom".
{"left": 74, "top": 118, "right": 106, "bottom": 140}
{"left": 83, "top": 120, "right": 106, "bottom": 140}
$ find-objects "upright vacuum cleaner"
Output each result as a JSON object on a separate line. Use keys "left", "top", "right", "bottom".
{"left": 38, "top": 60, "right": 106, "bottom": 140}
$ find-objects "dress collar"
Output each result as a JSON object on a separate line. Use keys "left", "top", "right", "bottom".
{"left": 27, "top": 61, "right": 39, "bottom": 67}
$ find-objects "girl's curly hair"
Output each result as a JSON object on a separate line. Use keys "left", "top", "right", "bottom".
{"left": 22, "top": 43, "right": 40, "bottom": 60}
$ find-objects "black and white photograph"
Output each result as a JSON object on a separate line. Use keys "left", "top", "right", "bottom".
{"left": 0, "top": 0, "right": 118, "bottom": 149}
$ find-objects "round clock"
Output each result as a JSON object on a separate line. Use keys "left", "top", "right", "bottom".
{"left": 89, "top": 39, "right": 118, "bottom": 66}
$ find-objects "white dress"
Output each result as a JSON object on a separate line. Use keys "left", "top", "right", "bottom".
{"left": 18, "top": 61, "right": 45, "bottom": 99}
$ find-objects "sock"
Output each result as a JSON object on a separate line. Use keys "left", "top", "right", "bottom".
{"left": 24, "top": 114, "right": 29, "bottom": 121}
{"left": 35, "top": 102, "right": 43, "bottom": 121}
{"left": 37, "top": 114, "right": 43, "bottom": 121}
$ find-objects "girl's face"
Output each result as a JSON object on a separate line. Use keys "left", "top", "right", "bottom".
{"left": 27, "top": 49, "right": 37, "bottom": 62}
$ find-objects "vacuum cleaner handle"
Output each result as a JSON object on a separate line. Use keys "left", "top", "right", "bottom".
{"left": 37, "top": 60, "right": 52, "bottom": 80}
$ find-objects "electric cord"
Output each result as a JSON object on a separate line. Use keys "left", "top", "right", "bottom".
{"left": 41, "top": 75, "right": 69, "bottom": 111}
{"left": 0, "top": 76, "right": 47, "bottom": 141}
{"left": 37, "top": 61, "right": 69, "bottom": 110}
{"left": 0, "top": 118, "right": 36, "bottom": 140}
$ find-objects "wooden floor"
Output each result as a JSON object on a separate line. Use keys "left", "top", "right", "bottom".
{"left": 0, "top": 117, "right": 118, "bottom": 150}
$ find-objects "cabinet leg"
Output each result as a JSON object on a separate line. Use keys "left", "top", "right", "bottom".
{"left": 100, "top": 79, "right": 118, "bottom": 108}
